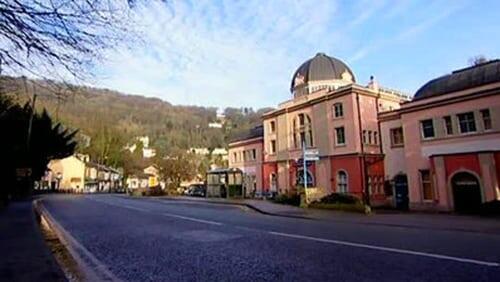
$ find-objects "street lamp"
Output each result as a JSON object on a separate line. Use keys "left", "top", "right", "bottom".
{"left": 56, "top": 172, "right": 63, "bottom": 192}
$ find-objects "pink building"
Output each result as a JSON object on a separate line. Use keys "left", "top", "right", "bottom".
{"left": 380, "top": 60, "right": 500, "bottom": 212}
{"left": 230, "top": 53, "right": 408, "bottom": 204}
{"left": 228, "top": 125, "right": 264, "bottom": 197}
{"left": 228, "top": 53, "right": 500, "bottom": 212}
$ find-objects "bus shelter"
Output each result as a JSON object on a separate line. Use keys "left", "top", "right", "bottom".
{"left": 206, "top": 168, "right": 244, "bottom": 198}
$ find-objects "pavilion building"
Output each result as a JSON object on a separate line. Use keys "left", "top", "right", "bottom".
{"left": 228, "top": 53, "right": 500, "bottom": 212}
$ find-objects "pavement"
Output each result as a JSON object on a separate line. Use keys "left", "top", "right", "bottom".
{"left": 155, "top": 195, "right": 500, "bottom": 234}
{"left": 0, "top": 199, "right": 66, "bottom": 282}
{"left": 154, "top": 195, "right": 310, "bottom": 218}
{"left": 40, "top": 194, "right": 500, "bottom": 281}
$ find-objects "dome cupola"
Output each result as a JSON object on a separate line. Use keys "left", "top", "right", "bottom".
{"left": 291, "top": 53, "right": 355, "bottom": 97}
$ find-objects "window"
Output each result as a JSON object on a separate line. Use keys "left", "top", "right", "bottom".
{"left": 457, "top": 112, "right": 476, "bottom": 133}
{"left": 481, "top": 109, "right": 492, "bottom": 130}
{"left": 374, "top": 132, "right": 378, "bottom": 145}
{"left": 420, "top": 170, "right": 433, "bottom": 200}
{"left": 443, "top": 116, "right": 453, "bottom": 135}
{"left": 333, "top": 103, "right": 343, "bottom": 118}
{"left": 270, "top": 140, "right": 276, "bottom": 154}
{"left": 270, "top": 173, "right": 277, "bottom": 192}
{"left": 368, "top": 131, "right": 372, "bottom": 144}
{"left": 293, "top": 113, "right": 313, "bottom": 148}
{"left": 270, "top": 121, "right": 276, "bottom": 133}
{"left": 390, "top": 127, "right": 404, "bottom": 146}
{"left": 337, "top": 171, "right": 348, "bottom": 193}
{"left": 378, "top": 176, "right": 384, "bottom": 194}
{"left": 252, "top": 149, "right": 256, "bottom": 160}
{"left": 421, "top": 119, "right": 435, "bottom": 139}
{"left": 335, "top": 127, "right": 345, "bottom": 145}
{"left": 362, "top": 130, "right": 367, "bottom": 144}
{"left": 368, "top": 177, "right": 373, "bottom": 194}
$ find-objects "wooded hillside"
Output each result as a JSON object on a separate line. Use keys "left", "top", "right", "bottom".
{"left": 1, "top": 76, "right": 272, "bottom": 166}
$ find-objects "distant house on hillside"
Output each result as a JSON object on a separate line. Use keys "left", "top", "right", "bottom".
{"left": 46, "top": 154, "right": 123, "bottom": 193}
{"left": 125, "top": 135, "right": 157, "bottom": 158}
{"left": 189, "top": 147, "right": 228, "bottom": 161}
{"left": 126, "top": 165, "right": 165, "bottom": 191}
{"left": 208, "top": 122, "right": 223, "bottom": 128}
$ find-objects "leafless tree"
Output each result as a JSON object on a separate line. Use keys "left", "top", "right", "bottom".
{"left": 468, "top": 55, "right": 489, "bottom": 66}
{"left": 0, "top": 0, "right": 140, "bottom": 80}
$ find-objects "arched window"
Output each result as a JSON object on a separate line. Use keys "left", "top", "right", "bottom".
{"left": 337, "top": 170, "right": 348, "bottom": 193}
{"left": 270, "top": 173, "right": 277, "bottom": 192}
{"left": 292, "top": 113, "right": 313, "bottom": 148}
{"left": 296, "top": 168, "right": 314, "bottom": 187}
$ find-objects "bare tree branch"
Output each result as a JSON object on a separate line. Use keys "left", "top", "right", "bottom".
{"left": 0, "top": 0, "right": 140, "bottom": 81}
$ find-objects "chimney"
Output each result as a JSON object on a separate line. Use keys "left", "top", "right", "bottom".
{"left": 367, "top": 75, "right": 379, "bottom": 91}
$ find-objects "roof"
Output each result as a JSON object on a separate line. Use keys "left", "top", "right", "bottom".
{"left": 413, "top": 59, "right": 500, "bottom": 101}
{"left": 290, "top": 53, "right": 356, "bottom": 91}
{"left": 229, "top": 125, "right": 263, "bottom": 143}
{"left": 207, "top": 167, "right": 242, "bottom": 174}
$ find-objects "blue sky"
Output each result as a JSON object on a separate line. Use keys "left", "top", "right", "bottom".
{"left": 93, "top": 0, "right": 500, "bottom": 109}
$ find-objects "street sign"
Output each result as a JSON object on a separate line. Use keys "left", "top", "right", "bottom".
{"left": 297, "top": 159, "right": 314, "bottom": 166}
{"left": 304, "top": 156, "right": 320, "bottom": 161}
{"left": 16, "top": 168, "right": 32, "bottom": 177}
{"left": 304, "top": 149, "right": 319, "bottom": 156}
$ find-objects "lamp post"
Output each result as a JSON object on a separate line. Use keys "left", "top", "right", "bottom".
{"left": 302, "top": 141, "right": 307, "bottom": 190}
{"left": 56, "top": 172, "right": 62, "bottom": 192}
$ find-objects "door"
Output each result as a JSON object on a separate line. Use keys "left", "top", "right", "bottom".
{"left": 394, "top": 174, "right": 409, "bottom": 210}
{"left": 452, "top": 172, "right": 481, "bottom": 213}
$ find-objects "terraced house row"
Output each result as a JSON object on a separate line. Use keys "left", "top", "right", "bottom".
{"left": 228, "top": 53, "right": 500, "bottom": 212}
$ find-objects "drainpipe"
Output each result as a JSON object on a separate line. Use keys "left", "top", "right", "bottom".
{"left": 376, "top": 96, "right": 383, "bottom": 154}
{"left": 356, "top": 93, "right": 370, "bottom": 206}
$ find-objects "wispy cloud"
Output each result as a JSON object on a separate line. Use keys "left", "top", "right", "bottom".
{"left": 95, "top": 0, "right": 340, "bottom": 108}
{"left": 90, "top": 0, "right": 482, "bottom": 108}
{"left": 349, "top": 1, "right": 467, "bottom": 63}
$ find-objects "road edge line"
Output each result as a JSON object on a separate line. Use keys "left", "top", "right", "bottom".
{"left": 33, "top": 199, "right": 122, "bottom": 282}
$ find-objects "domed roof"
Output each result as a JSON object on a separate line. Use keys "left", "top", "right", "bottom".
{"left": 413, "top": 59, "right": 500, "bottom": 101}
{"left": 290, "top": 53, "right": 356, "bottom": 91}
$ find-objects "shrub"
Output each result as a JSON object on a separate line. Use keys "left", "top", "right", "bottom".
{"left": 309, "top": 202, "right": 367, "bottom": 213}
{"left": 316, "top": 193, "right": 361, "bottom": 205}
{"left": 308, "top": 193, "right": 368, "bottom": 214}
{"left": 148, "top": 186, "right": 164, "bottom": 196}
{"left": 273, "top": 193, "right": 301, "bottom": 206}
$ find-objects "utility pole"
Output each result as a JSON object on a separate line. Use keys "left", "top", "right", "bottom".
{"left": 24, "top": 77, "right": 37, "bottom": 153}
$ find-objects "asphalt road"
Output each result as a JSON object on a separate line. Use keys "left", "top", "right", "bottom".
{"left": 42, "top": 194, "right": 500, "bottom": 281}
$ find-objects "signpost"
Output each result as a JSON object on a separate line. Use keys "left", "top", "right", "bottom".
{"left": 301, "top": 143, "right": 319, "bottom": 189}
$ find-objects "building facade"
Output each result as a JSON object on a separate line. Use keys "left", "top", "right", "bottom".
{"left": 228, "top": 53, "right": 500, "bottom": 212}
{"left": 228, "top": 125, "right": 264, "bottom": 197}
{"left": 47, "top": 154, "right": 123, "bottom": 193}
{"left": 380, "top": 60, "right": 500, "bottom": 212}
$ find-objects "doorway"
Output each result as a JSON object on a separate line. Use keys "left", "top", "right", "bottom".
{"left": 394, "top": 174, "right": 409, "bottom": 210}
{"left": 451, "top": 172, "right": 482, "bottom": 213}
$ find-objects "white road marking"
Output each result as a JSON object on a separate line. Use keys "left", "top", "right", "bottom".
{"left": 87, "top": 196, "right": 498, "bottom": 267}
{"left": 123, "top": 205, "right": 150, "bottom": 212}
{"left": 162, "top": 213, "right": 223, "bottom": 226}
{"left": 87, "top": 197, "right": 222, "bottom": 225}
{"left": 268, "top": 231, "right": 499, "bottom": 267}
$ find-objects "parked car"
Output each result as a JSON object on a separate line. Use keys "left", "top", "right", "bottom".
{"left": 188, "top": 184, "right": 206, "bottom": 197}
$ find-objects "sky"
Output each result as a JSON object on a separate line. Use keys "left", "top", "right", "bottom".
{"left": 93, "top": 0, "right": 500, "bottom": 109}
